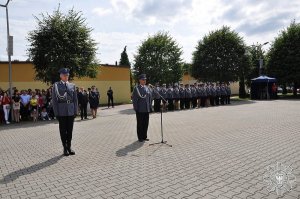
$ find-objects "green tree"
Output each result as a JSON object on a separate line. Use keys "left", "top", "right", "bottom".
{"left": 182, "top": 62, "right": 191, "bottom": 74}
{"left": 27, "top": 8, "right": 98, "bottom": 84}
{"left": 267, "top": 21, "right": 300, "bottom": 96}
{"left": 133, "top": 32, "right": 183, "bottom": 84}
{"left": 191, "top": 26, "right": 250, "bottom": 97}
{"left": 120, "top": 46, "right": 130, "bottom": 66}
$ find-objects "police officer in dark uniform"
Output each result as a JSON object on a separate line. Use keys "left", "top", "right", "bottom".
{"left": 200, "top": 84, "right": 207, "bottom": 108}
{"left": 167, "top": 84, "right": 174, "bottom": 111}
{"left": 226, "top": 83, "right": 231, "bottom": 104}
{"left": 52, "top": 68, "right": 78, "bottom": 156}
{"left": 179, "top": 83, "right": 185, "bottom": 110}
{"left": 210, "top": 83, "right": 216, "bottom": 106}
{"left": 185, "top": 84, "right": 192, "bottom": 109}
{"left": 132, "top": 74, "right": 151, "bottom": 142}
{"left": 191, "top": 83, "right": 198, "bottom": 108}
{"left": 153, "top": 83, "right": 161, "bottom": 112}
{"left": 173, "top": 83, "right": 180, "bottom": 110}
{"left": 160, "top": 84, "right": 168, "bottom": 111}
{"left": 220, "top": 83, "right": 226, "bottom": 105}
{"left": 215, "top": 83, "right": 221, "bottom": 106}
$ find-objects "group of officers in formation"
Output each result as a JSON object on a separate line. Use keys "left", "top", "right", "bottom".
{"left": 150, "top": 82, "right": 232, "bottom": 112}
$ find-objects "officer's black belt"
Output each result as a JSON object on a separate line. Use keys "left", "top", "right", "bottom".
{"left": 58, "top": 100, "right": 73, "bottom": 104}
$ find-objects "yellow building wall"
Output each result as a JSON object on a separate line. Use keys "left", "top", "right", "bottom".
{"left": 0, "top": 62, "right": 131, "bottom": 104}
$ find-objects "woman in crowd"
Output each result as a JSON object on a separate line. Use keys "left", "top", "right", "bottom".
{"left": 89, "top": 86, "right": 100, "bottom": 118}
{"left": 0, "top": 89, "right": 4, "bottom": 123}
{"left": 29, "top": 91, "right": 38, "bottom": 121}
{"left": 12, "top": 91, "right": 21, "bottom": 123}
{"left": 41, "top": 90, "right": 48, "bottom": 108}
{"left": 1, "top": 91, "right": 11, "bottom": 124}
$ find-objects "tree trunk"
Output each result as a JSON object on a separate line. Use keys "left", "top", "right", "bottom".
{"left": 293, "top": 82, "right": 298, "bottom": 96}
{"left": 239, "top": 76, "right": 247, "bottom": 98}
{"left": 282, "top": 83, "right": 287, "bottom": 94}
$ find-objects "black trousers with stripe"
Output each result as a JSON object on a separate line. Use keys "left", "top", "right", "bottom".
{"left": 58, "top": 116, "right": 74, "bottom": 148}
{"left": 136, "top": 112, "right": 149, "bottom": 141}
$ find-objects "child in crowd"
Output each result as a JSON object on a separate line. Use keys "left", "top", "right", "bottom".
{"left": 41, "top": 107, "right": 51, "bottom": 121}
{"left": 31, "top": 108, "right": 38, "bottom": 122}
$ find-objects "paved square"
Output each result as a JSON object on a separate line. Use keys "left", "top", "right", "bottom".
{"left": 0, "top": 100, "right": 299, "bottom": 199}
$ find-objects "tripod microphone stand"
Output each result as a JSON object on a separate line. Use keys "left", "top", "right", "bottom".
{"left": 148, "top": 84, "right": 172, "bottom": 147}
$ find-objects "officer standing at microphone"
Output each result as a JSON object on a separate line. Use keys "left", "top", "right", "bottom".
{"left": 132, "top": 74, "right": 152, "bottom": 142}
{"left": 52, "top": 68, "right": 78, "bottom": 156}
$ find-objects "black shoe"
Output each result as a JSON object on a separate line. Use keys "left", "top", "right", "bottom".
{"left": 67, "top": 148, "right": 75, "bottom": 155}
{"left": 138, "top": 139, "right": 144, "bottom": 142}
{"left": 63, "top": 148, "right": 69, "bottom": 156}
{"left": 144, "top": 139, "right": 149, "bottom": 141}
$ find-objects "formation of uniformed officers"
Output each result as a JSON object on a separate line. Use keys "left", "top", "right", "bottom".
{"left": 151, "top": 82, "right": 231, "bottom": 112}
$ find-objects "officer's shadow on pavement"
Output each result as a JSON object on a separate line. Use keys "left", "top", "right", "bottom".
{"left": 0, "top": 155, "right": 63, "bottom": 184}
{"left": 118, "top": 108, "right": 136, "bottom": 115}
{"left": 116, "top": 141, "right": 144, "bottom": 157}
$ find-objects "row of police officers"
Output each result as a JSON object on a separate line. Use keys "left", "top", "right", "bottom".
{"left": 151, "top": 82, "right": 231, "bottom": 112}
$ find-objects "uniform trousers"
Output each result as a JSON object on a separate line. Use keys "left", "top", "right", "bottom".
{"left": 167, "top": 99, "right": 174, "bottom": 111}
{"left": 180, "top": 99, "right": 185, "bottom": 110}
{"left": 154, "top": 99, "right": 161, "bottom": 112}
{"left": 58, "top": 116, "right": 74, "bottom": 148}
{"left": 192, "top": 97, "right": 197, "bottom": 108}
{"left": 136, "top": 112, "right": 149, "bottom": 140}
{"left": 80, "top": 103, "right": 87, "bottom": 119}
{"left": 200, "top": 97, "right": 206, "bottom": 107}
{"left": 108, "top": 96, "right": 114, "bottom": 107}
{"left": 221, "top": 95, "right": 225, "bottom": 105}
{"left": 210, "top": 96, "right": 215, "bottom": 106}
{"left": 185, "top": 98, "right": 191, "bottom": 109}
{"left": 215, "top": 96, "right": 220, "bottom": 105}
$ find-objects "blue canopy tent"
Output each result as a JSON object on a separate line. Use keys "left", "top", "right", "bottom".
{"left": 251, "top": 76, "right": 277, "bottom": 100}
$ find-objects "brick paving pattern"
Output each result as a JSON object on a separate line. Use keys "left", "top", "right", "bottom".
{"left": 0, "top": 100, "right": 299, "bottom": 199}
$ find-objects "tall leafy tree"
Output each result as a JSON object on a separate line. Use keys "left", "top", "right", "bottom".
{"left": 191, "top": 26, "right": 250, "bottom": 97}
{"left": 119, "top": 46, "right": 131, "bottom": 66}
{"left": 133, "top": 32, "right": 183, "bottom": 84}
{"left": 27, "top": 8, "right": 98, "bottom": 84}
{"left": 182, "top": 62, "right": 191, "bottom": 75}
{"left": 267, "top": 21, "right": 300, "bottom": 96}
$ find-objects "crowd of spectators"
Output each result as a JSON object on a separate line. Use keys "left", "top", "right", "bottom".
{"left": 0, "top": 85, "right": 104, "bottom": 125}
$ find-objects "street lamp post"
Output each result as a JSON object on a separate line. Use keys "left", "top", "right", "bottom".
{"left": 0, "top": 0, "right": 12, "bottom": 97}
{"left": 1, "top": 0, "right": 13, "bottom": 121}
{"left": 252, "top": 42, "right": 269, "bottom": 76}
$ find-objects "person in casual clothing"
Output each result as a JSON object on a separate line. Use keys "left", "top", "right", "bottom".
{"left": 107, "top": 87, "right": 114, "bottom": 108}
{"left": 12, "top": 92, "right": 21, "bottom": 123}
{"left": 31, "top": 108, "right": 38, "bottom": 122}
{"left": 30, "top": 92, "right": 38, "bottom": 121}
{"left": 20, "top": 90, "right": 31, "bottom": 120}
{"left": 89, "top": 86, "right": 100, "bottom": 119}
{"left": 0, "top": 89, "right": 4, "bottom": 124}
{"left": 1, "top": 91, "right": 11, "bottom": 124}
{"left": 41, "top": 107, "right": 51, "bottom": 121}
{"left": 41, "top": 90, "right": 48, "bottom": 108}
{"left": 78, "top": 87, "right": 89, "bottom": 120}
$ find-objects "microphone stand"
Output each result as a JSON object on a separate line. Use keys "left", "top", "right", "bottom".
{"left": 148, "top": 84, "right": 172, "bottom": 147}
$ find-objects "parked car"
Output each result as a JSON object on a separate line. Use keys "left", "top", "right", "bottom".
{"left": 277, "top": 87, "right": 283, "bottom": 93}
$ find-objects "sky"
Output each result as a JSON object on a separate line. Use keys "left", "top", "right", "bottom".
{"left": 0, "top": 0, "right": 299, "bottom": 65}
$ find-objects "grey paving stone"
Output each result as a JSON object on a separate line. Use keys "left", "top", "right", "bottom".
{"left": 0, "top": 100, "right": 299, "bottom": 199}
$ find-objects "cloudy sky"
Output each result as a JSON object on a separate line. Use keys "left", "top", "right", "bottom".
{"left": 0, "top": 0, "right": 299, "bottom": 64}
